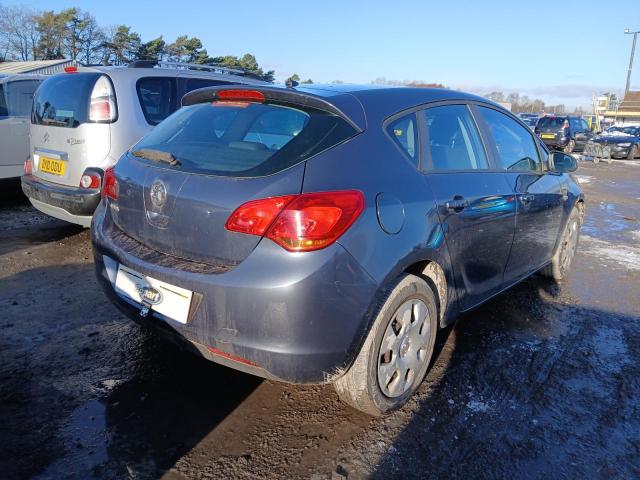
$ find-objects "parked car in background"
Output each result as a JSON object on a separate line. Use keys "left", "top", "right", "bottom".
{"left": 92, "top": 84, "right": 583, "bottom": 415}
{"left": 21, "top": 61, "right": 267, "bottom": 226}
{"left": 518, "top": 114, "right": 539, "bottom": 130}
{"left": 0, "top": 74, "right": 43, "bottom": 180}
{"left": 535, "top": 115, "right": 593, "bottom": 153}
{"left": 590, "top": 125, "right": 640, "bottom": 159}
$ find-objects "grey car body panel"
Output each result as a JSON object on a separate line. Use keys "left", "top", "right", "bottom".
{"left": 92, "top": 84, "right": 583, "bottom": 384}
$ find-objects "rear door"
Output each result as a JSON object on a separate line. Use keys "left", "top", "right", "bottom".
{"left": 474, "top": 106, "right": 564, "bottom": 282}
{"left": 420, "top": 103, "right": 517, "bottom": 311}
{"left": 0, "top": 80, "right": 39, "bottom": 178}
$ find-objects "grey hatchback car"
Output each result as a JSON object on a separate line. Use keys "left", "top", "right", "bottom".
{"left": 92, "top": 85, "right": 583, "bottom": 415}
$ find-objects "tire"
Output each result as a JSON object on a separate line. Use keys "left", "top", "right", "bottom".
{"left": 542, "top": 206, "right": 582, "bottom": 281}
{"left": 564, "top": 139, "right": 575, "bottom": 154}
{"left": 334, "top": 274, "right": 438, "bottom": 416}
{"left": 628, "top": 145, "right": 638, "bottom": 160}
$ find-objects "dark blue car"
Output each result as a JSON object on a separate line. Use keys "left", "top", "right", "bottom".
{"left": 91, "top": 85, "right": 583, "bottom": 415}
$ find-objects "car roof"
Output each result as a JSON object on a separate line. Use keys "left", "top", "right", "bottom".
{"left": 275, "top": 84, "right": 503, "bottom": 120}
{"left": 0, "top": 73, "right": 45, "bottom": 84}
{"left": 76, "top": 65, "right": 268, "bottom": 85}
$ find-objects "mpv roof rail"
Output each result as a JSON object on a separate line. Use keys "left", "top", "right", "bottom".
{"left": 126, "top": 60, "right": 268, "bottom": 80}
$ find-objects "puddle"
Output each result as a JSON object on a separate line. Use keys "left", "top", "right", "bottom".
{"left": 35, "top": 399, "right": 109, "bottom": 479}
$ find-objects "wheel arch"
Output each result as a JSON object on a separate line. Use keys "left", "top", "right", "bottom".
{"left": 404, "top": 259, "right": 450, "bottom": 328}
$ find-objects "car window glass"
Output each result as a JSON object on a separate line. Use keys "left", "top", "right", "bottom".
{"left": 137, "top": 77, "right": 174, "bottom": 126}
{"left": 5, "top": 80, "right": 39, "bottom": 117}
{"left": 243, "top": 108, "right": 309, "bottom": 150}
{"left": 184, "top": 78, "right": 234, "bottom": 93}
{"left": 422, "top": 105, "right": 488, "bottom": 170}
{"left": 386, "top": 114, "right": 418, "bottom": 165}
{"left": 537, "top": 117, "right": 565, "bottom": 129}
{"left": 0, "top": 84, "right": 6, "bottom": 117}
{"left": 478, "top": 106, "right": 541, "bottom": 172}
{"left": 570, "top": 118, "right": 581, "bottom": 131}
{"left": 581, "top": 119, "right": 590, "bottom": 131}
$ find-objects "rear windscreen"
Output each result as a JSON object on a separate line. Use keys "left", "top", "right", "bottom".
{"left": 131, "top": 101, "right": 358, "bottom": 177}
{"left": 32, "top": 72, "right": 101, "bottom": 128}
{"left": 536, "top": 117, "right": 566, "bottom": 129}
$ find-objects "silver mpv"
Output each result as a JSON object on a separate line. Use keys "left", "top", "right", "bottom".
{"left": 22, "top": 62, "right": 266, "bottom": 226}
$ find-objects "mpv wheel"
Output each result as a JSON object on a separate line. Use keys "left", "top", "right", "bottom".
{"left": 628, "top": 145, "right": 638, "bottom": 160}
{"left": 564, "top": 139, "right": 575, "bottom": 154}
{"left": 542, "top": 206, "right": 581, "bottom": 281}
{"left": 334, "top": 274, "right": 438, "bottom": 416}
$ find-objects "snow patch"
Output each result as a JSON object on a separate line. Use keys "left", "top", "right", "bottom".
{"left": 575, "top": 175, "right": 593, "bottom": 184}
{"left": 580, "top": 235, "right": 640, "bottom": 271}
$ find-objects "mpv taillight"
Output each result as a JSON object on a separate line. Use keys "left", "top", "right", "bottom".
{"left": 226, "top": 190, "right": 365, "bottom": 252}
{"left": 101, "top": 167, "right": 118, "bottom": 200}
{"left": 89, "top": 75, "right": 117, "bottom": 123}
{"left": 24, "top": 157, "right": 32, "bottom": 175}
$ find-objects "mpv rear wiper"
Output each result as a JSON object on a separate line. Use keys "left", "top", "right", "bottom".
{"left": 131, "top": 148, "right": 181, "bottom": 166}
{"left": 40, "top": 118, "right": 69, "bottom": 127}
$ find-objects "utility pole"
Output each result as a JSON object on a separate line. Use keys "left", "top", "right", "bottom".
{"left": 624, "top": 29, "right": 639, "bottom": 96}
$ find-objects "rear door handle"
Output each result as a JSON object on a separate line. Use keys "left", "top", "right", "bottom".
{"left": 445, "top": 196, "right": 469, "bottom": 212}
{"left": 561, "top": 185, "right": 568, "bottom": 201}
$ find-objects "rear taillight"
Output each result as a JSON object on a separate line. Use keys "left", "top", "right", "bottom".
{"left": 226, "top": 190, "right": 365, "bottom": 252}
{"left": 225, "top": 195, "right": 297, "bottom": 236}
{"left": 89, "top": 75, "right": 117, "bottom": 123}
{"left": 79, "top": 171, "right": 101, "bottom": 189}
{"left": 101, "top": 167, "right": 118, "bottom": 200}
{"left": 24, "top": 157, "right": 32, "bottom": 175}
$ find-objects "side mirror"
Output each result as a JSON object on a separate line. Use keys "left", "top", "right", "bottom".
{"left": 550, "top": 152, "right": 577, "bottom": 173}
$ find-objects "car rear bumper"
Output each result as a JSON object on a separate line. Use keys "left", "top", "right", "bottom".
{"left": 21, "top": 174, "right": 99, "bottom": 227}
{"left": 91, "top": 203, "right": 379, "bottom": 384}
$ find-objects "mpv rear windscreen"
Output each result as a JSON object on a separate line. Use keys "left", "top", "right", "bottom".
{"left": 32, "top": 72, "right": 102, "bottom": 128}
{"left": 536, "top": 117, "right": 566, "bottom": 129}
{"left": 131, "top": 101, "right": 358, "bottom": 177}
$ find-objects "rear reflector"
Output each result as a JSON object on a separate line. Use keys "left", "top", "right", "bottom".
{"left": 226, "top": 190, "right": 365, "bottom": 252}
{"left": 101, "top": 167, "right": 118, "bottom": 200}
{"left": 207, "top": 346, "right": 259, "bottom": 367}
{"left": 217, "top": 89, "right": 265, "bottom": 103}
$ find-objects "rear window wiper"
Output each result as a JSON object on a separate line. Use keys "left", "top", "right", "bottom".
{"left": 131, "top": 148, "right": 181, "bottom": 166}
{"left": 40, "top": 117, "right": 69, "bottom": 127}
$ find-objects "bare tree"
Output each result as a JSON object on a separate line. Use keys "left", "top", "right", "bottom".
{"left": 0, "top": 5, "right": 40, "bottom": 60}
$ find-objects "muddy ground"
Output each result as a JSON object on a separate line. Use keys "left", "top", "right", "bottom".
{"left": 1, "top": 160, "right": 639, "bottom": 480}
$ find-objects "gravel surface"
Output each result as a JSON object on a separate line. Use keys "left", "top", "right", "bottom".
{"left": 0, "top": 161, "right": 639, "bottom": 479}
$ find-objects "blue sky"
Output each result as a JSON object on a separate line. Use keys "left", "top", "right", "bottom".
{"left": 7, "top": 0, "right": 640, "bottom": 107}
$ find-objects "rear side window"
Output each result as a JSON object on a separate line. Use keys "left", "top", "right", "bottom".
{"left": 32, "top": 72, "right": 101, "bottom": 128}
{"left": 2, "top": 80, "right": 40, "bottom": 117}
{"left": 477, "top": 106, "right": 541, "bottom": 172}
{"left": 386, "top": 114, "right": 418, "bottom": 165}
{"left": 136, "top": 77, "right": 175, "bottom": 126}
{"left": 132, "top": 101, "right": 358, "bottom": 177}
{"left": 0, "top": 85, "right": 6, "bottom": 117}
{"left": 184, "top": 78, "right": 234, "bottom": 93}
{"left": 422, "top": 105, "right": 488, "bottom": 170}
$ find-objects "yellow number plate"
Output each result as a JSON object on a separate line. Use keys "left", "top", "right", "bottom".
{"left": 39, "top": 156, "right": 66, "bottom": 176}
{"left": 541, "top": 133, "right": 556, "bottom": 139}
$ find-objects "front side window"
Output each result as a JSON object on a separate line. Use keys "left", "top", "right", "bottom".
{"left": 136, "top": 77, "right": 175, "bottom": 126}
{"left": 386, "top": 114, "right": 418, "bottom": 165}
{"left": 477, "top": 106, "right": 541, "bottom": 172}
{"left": 422, "top": 105, "right": 488, "bottom": 170}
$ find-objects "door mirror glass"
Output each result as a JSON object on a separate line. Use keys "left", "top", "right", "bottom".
{"left": 550, "top": 152, "right": 577, "bottom": 172}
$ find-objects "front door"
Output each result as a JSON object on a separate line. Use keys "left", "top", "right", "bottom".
{"left": 420, "top": 104, "right": 517, "bottom": 311}
{"left": 473, "top": 106, "right": 565, "bottom": 282}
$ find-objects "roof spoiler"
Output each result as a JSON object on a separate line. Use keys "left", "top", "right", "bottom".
{"left": 181, "top": 85, "right": 365, "bottom": 132}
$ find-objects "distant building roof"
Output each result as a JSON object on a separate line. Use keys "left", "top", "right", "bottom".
{"left": 617, "top": 91, "right": 640, "bottom": 116}
{"left": 0, "top": 59, "right": 74, "bottom": 75}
